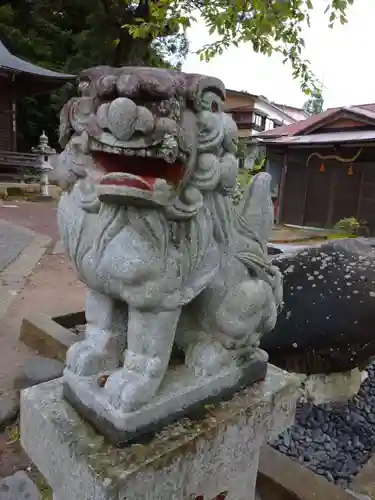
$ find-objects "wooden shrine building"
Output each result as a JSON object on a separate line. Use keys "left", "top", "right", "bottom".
{"left": 0, "top": 40, "right": 74, "bottom": 151}
{"left": 255, "top": 104, "right": 375, "bottom": 235}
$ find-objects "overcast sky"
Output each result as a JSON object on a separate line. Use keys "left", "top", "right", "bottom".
{"left": 182, "top": 0, "right": 372, "bottom": 109}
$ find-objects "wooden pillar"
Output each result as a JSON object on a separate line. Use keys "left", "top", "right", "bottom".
{"left": 326, "top": 166, "right": 337, "bottom": 228}
{"left": 0, "top": 74, "right": 13, "bottom": 150}
{"left": 301, "top": 152, "right": 310, "bottom": 226}
{"left": 356, "top": 166, "right": 365, "bottom": 220}
{"left": 11, "top": 74, "right": 17, "bottom": 151}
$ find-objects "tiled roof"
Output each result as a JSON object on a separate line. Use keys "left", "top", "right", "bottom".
{"left": 257, "top": 108, "right": 338, "bottom": 137}
{"left": 0, "top": 40, "right": 74, "bottom": 80}
{"left": 263, "top": 129, "right": 375, "bottom": 146}
{"left": 257, "top": 103, "right": 375, "bottom": 138}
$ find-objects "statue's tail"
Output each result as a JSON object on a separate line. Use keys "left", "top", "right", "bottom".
{"left": 237, "top": 172, "right": 274, "bottom": 249}
{"left": 236, "top": 172, "right": 283, "bottom": 312}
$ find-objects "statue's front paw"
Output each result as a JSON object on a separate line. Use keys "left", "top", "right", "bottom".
{"left": 66, "top": 340, "right": 118, "bottom": 376}
{"left": 104, "top": 369, "right": 161, "bottom": 412}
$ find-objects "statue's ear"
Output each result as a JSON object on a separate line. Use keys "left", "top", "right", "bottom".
{"left": 184, "top": 74, "right": 226, "bottom": 111}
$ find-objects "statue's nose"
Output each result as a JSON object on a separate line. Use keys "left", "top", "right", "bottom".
{"left": 107, "top": 97, "right": 137, "bottom": 141}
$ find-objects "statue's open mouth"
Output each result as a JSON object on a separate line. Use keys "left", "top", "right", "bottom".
{"left": 91, "top": 140, "right": 187, "bottom": 207}
{"left": 94, "top": 152, "right": 185, "bottom": 191}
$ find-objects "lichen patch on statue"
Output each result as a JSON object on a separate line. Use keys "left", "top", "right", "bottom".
{"left": 55, "top": 66, "right": 283, "bottom": 444}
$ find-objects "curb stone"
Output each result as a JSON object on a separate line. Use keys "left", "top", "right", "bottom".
{"left": 13, "top": 356, "right": 64, "bottom": 390}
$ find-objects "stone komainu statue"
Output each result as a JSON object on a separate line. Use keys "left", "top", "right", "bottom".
{"left": 54, "top": 65, "right": 282, "bottom": 440}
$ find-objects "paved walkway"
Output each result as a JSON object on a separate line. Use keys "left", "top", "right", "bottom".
{"left": 0, "top": 251, "right": 85, "bottom": 393}
{"left": 0, "top": 201, "right": 85, "bottom": 393}
{"left": 0, "top": 200, "right": 60, "bottom": 243}
{"left": 0, "top": 203, "right": 84, "bottom": 482}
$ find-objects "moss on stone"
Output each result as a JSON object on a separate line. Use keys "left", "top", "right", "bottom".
{"left": 39, "top": 368, "right": 300, "bottom": 486}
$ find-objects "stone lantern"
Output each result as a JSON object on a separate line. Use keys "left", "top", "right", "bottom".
{"left": 32, "top": 131, "right": 56, "bottom": 198}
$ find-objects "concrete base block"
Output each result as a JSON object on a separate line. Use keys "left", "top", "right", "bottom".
{"left": 21, "top": 366, "right": 300, "bottom": 500}
{"left": 291, "top": 368, "right": 367, "bottom": 405}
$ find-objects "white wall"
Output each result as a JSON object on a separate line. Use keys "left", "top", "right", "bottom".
{"left": 254, "top": 100, "right": 292, "bottom": 123}
{"left": 251, "top": 100, "right": 299, "bottom": 136}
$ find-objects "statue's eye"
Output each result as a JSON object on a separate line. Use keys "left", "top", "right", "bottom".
{"left": 211, "top": 101, "right": 219, "bottom": 113}
{"left": 201, "top": 91, "right": 222, "bottom": 113}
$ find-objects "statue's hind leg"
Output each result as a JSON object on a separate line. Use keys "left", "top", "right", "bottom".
{"left": 212, "top": 279, "right": 277, "bottom": 349}
{"left": 103, "top": 307, "right": 181, "bottom": 412}
{"left": 66, "top": 289, "right": 127, "bottom": 376}
{"left": 181, "top": 278, "right": 276, "bottom": 376}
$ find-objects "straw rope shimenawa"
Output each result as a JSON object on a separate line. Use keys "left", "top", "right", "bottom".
{"left": 306, "top": 147, "right": 363, "bottom": 167}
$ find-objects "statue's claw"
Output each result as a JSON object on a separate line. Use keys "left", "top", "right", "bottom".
{"left": 66, "top": 340, "right": 119, "bottom": 376}
{"left": 104, "top": 369, "right": 162, "bottom": 412}
{"left": 102, "top": 351, "right": 166, "bottom": 412}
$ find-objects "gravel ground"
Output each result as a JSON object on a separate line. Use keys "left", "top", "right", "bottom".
{"left": 272, "top": 359, "right": 375, "bottom": 488}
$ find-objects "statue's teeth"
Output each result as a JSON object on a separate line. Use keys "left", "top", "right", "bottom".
{"left": 90, "top": 139, "right": 186, "bottom": 163}
{"left": 103, "top": 172, "right": 129, "bottom": 180}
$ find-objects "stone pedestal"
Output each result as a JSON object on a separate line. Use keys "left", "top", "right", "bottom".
{"left": 21, "top": 366, "right": 300, "bottom": 500}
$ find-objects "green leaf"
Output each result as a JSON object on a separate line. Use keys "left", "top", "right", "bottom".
{"left": 7, "top": 0, "right": 356, "bottom": 116}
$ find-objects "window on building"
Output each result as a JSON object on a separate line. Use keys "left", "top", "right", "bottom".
{"left": 234, "top": 112, "right": 252, "bottom": 123}
{"left": 252, "top": 113, "right": 267, "bottom": 131}
{"left": 265, "top": 118, "right": 275, "bottom": 130}
{"left": 253, "top": 113, "right": 263, "bottom": 127}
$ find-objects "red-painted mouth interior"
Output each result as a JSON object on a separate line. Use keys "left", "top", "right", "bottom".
{"left": 94, "top": 151, "right": 185, "bottom": 190}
